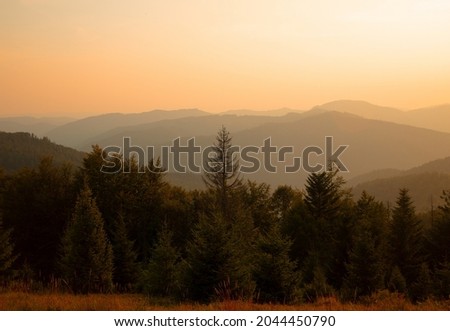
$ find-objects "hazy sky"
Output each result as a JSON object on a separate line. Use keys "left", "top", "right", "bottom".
{"left": 1, "top": 0, "right": 450, "bottom": 117}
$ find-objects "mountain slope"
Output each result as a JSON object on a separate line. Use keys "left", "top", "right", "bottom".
{"left": 352, "top": 172, "right": 450, "bottom": 212}
{"left": 0, "top": 116, "right": 75, "bottom": 137}
{"left": 312, "top": 100, "right": 450, "bottom": 133}
{"left": 83, "top": 111, "right": 450, "bottom": 189}
{"left": 46, "top": 109, "right": 210, "bottom": 148}
{"left": 0, "top": 132, "right": 85, "bottom": 172}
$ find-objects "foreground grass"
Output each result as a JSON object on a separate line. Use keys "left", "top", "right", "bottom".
{"left": 1, "top": 292, "right": 450, "bottom": 311}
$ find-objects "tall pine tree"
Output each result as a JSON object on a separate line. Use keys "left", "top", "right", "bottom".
{"left": 203, "top": 126, "right": 242, "bottom": 221}
{"left": 388, "top": 189, "right": 423, "bottom": 290}
{"left": 60, "top": 183, "right": 113, "bottom": 294}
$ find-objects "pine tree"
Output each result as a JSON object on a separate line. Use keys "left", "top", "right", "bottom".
{"left": 300, "top": 171, "right": 349, "bottom": 289}
{"left": 185, "top": 208, "right": 256, "bottom": 302}
{"left": 185, "top": 212, "right": 231, "bottom": 302}
{"left": 141, "top": 225, "right": 181, "bottom": 298}
{"left": 0, "top": 218, "right": 17, "bottom": 280}
{"left": 304, "top": 171, "right": 341, "bottom": 221}
{"left": 111, "top": 213, "right": 138, "bottom": 291}
{"left": 203, "top": 126, "right": 242, "bottom": 220}
{"left": 253, "top": 222, "right": 300, "bottom": 303}
{"left": 344, "top": 228, "right": 384, "bottom": 298}
{"left": 60, "top": 183, "right": 113, "bottom": 294}
{"left": 343, "top": 192, "right": 388, "bottom": 299}
{"left": 388, "top": 189, "right": 423, "bottom": 288}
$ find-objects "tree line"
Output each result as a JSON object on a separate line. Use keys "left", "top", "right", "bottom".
{"left": 0, "top": 127, "right": 450, "bottom": 303}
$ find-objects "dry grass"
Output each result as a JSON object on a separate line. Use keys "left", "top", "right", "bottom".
{"left": 0, "top": 291, "right": 449, "bottom": 311}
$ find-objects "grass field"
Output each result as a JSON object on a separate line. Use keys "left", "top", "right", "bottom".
{"left": 1, "top": 291, "right": 449, "bottom": 311}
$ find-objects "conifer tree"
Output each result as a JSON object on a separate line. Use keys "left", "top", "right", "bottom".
{"left": 185, "top": 209, "right": 256, "bottom": 302}
{"left": 60, "top": 183, "right": 113, "bottom": 294}
{"left": 203, "top": 126, "right": 242, "bottom": 220}
{"left": 111, "top": 213, "right": 138, "bottom": 291}
{"left": 141, "top": 225, "right": 181, "bottom": 297}
{"left": 300, "top": 171, "right": 348, "bottom": 288}
{"left": 253, "top": 222, "right": 300, "bottom": 303}
{"left": 388, "top": 189, "right": 423, "bottom": 288}
{"left": 185, "top": 212, "right": 231, "bottom": 302}
{"left": 343, "top": 192, "right": 387, "bottom": 298}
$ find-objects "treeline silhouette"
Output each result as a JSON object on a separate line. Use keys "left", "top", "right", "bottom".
{"left": 0, "top": 128, "right": 450, "bottom": 304}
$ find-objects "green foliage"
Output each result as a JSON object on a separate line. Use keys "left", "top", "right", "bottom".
{"left": 434, "top": 262, "right": 450, "bottom": 299}
{"left": 304, "top": 171, "right": 342, "bottom": 221}
{"left": 111, "top": 213, "right": 138, "bottom": 291}
{"left": 80, "top": 146, "right": 166, "bottom": 262}
{"left": 60, "top": 183, "right": 113, "bottom": 294}
{"left": 185, "top": 209, "right": 256, "bottom": 302}
{"left": 1, "top": 157, "right": 77, "bottom": 279}
{"left": 0, "top": 131, "right": 84, "bottom": 172}
{"left": 410, "top": 263, "right": 433, "bottom": 302}
{"left": 343, "top": 192, "right": 388, "bottom": 299}
{"left": 271, "top": 185, "right": 302, "bottom": 222}
{"left": 253, "top": 223, "right": 301, "bottom": 303}
{"left": 387, "top": 266, "right": 407, "bottom": 294}
{"left": 140, "top": 225, "right": 182, "bottom": 298}
{"left": 202, "top": 126, "right": 242, "bottom": 220}
{"left": 237, "top": 180, "right": 274, "bottom": 232}
{"left": 185, "top": 212, "right": 232, "bottom": 302}
{"left": 0, "top": 218, "right": 17, "bottom": 279}
{"left": 388, "top": 189, "right": 424, "bottom": 287}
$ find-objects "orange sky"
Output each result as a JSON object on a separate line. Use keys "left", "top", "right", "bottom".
{"left": 1, "top": 0, "right": 450, "bottom": 117}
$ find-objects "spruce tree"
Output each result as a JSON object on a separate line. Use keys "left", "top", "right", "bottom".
{"left": 186, "top": 208, "right": 256, "bottom": 302}
{"left": 141, "top": 225, "right": 181, "bottom": 298}
{"left": 60, "top": 183, "right": 113, "bottom": 294}
{"left": 203, "top": 126, "right": 242, "bottom": 221}
{"left": 388, "top": 189, "right": 423, "bottom": 289}
{"left": 253, "top": 222, "right": 300, "bottom": 303}
{"left": 111, "top": 213, "right": 138, "bottom": 291}
{"left": 343, "top": 192, "right": 387, "bottom": 298}
{"left": 301, "top": 171, "right": 348, "bottom": 288}
{"left": 185, "top": 212, "right": 231, "bottom": 302}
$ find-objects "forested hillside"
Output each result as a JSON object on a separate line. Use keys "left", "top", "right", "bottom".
{"left": 0, "top": 132, "right": 85, "bottom": 172}
{"left": 1, "top": 128, "right": 450, "bottom": 304}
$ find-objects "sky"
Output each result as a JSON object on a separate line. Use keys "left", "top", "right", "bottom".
{"left": 1, "top": 0, "right": 450, "bottom": 117}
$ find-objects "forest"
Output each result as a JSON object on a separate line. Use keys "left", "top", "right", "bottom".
{"left": 0, "top": 127, "right": 450, "bottom": 306}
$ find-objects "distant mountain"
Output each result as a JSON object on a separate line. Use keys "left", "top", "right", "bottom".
{"left": 350, "top": 156, "right": 450, "bottom": 212}
{"left": 407, "top": 104, "right": 450, "bottom": 133}
{"left": 0, "top": 116, "right": 75, "bottom": 137}
{"left": 81, "top": 111, "right": 450, "bottom": 189}
{"left": 46, "top": 109, "right": 210, "bottom": 148}
{"left": 81, "top": 113, "right": 305, "bottom": 151}
{"left": 312, "top": 100, "right": 405, "bottom": 123}
{"left": 348, "top": 156, "right": 450, "bottom": 186}
{"left": 352, "top": 172, "right": 450, "bottom": 212}
{"left": 220, "top": 108, "right": 304, "bottom": 116}
{"left": 312, "top": 100, "right": 450, "bottom": 133}
{"left": 0, "top": 131, "right": 85, "bottom": 172}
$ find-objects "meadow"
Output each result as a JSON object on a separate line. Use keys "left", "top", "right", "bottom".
{"left": 1, "top": 291, "right": 449, "bottom": 311}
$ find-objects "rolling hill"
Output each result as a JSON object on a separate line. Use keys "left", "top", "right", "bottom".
{"left": 0, "top": 131, "right": 85, "bottom": 172}
{"left": 0, "top": 116, "right": 75, "bottom": 137}
{"left": 46, "top": 109, "right": 210, "bottom": 148}
{"left": 313, "top": 100, "right": 450, "bottom": 133}
{"left": 75, "top": 111, "right": 450, "bottom": 189}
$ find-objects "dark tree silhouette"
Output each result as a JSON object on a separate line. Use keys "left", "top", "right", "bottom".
{"left": 203, "top": 126, "right": 242, "bottom": 220}
{"left": 60, "top": 183, "right": 113, "bottom": 294}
